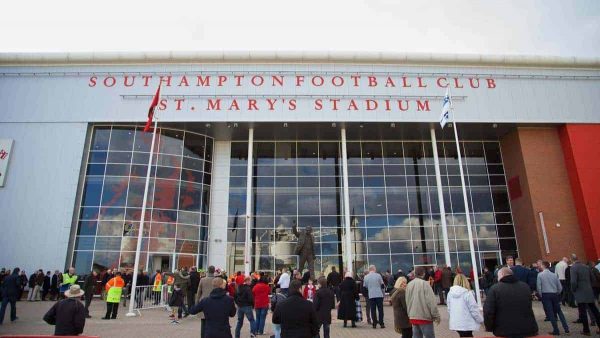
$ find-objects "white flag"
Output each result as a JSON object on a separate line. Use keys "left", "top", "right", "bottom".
{"left": 440, "top": 88, "right": 451, "bottom": 128}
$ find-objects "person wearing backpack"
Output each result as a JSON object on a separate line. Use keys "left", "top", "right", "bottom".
{"left": 270, "top": 288, "right": 287, "bottom": 338}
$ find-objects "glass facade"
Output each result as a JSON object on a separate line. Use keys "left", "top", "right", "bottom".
{"left": 228, "top": 139, "right": 517, "bottom": 276}
{"left": 71, "top": 125, "right": 213, "bottom": 273}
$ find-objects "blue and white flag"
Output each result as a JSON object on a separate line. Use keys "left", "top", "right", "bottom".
{"left": 440, "top": 88, "right": 451, "bottom": 128}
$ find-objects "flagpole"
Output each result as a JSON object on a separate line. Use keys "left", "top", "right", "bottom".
{"left": 126, "top": 108, "right": 159, "bottom": 317}
{"left": 449, "top": 88, "right": 482, "bottom": 308}
{"left": 430, "top": 125, "right": 451, "bottom": 267}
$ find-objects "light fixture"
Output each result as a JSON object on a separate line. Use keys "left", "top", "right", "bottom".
{"left": 492, "top": 123, "right": 498, "bottom": 128}
{"left": 390, "top": 123, "right": 396, "bottom": 128}
{"left": 359, "top": 123, "right": 364, "bottom": 128}
{"left": 331, "top": 122, "right": 336, "bottom": 128}
{"left": 283, "top": 123, "right": 288, "bottom": 128}
{"left": 205, "top": 123, "right": 211, "bottom": 128}
{"left": 227, "top": 124, "right": 231, "bottom": 128}
{"left": 233, "top": 123, "right": 238, "bottom": 128}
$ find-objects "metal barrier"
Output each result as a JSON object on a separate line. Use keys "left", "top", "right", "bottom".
{"left": 130, "top": 284, "right": 170, "bottom": 315}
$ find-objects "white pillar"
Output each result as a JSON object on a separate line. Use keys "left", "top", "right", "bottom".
{"left": 244, "top": 128, "right": 254, "bottom": 275}
{"left": 430, "top": 126, "right": 452, "bottom": 267}
{"left": 340, "top": 127, "right": 353, "bottom": 273}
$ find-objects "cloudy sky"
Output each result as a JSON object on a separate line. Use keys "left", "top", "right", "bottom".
{"left": 1, "top": 0, "right": 598, "bottom": 57}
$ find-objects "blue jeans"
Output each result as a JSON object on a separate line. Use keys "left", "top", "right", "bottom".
{"left": 541, "top": 293, "right": 569, "bottom": 334}
{"left": 273, "top": 323, "right": 281, "bottom": 338}
{"left": 255, "top": 307, "right": 268, "bottom": 334}
{"left": 314, "top": 323, "right": 330, "bottom": 338}
{"left": 412, "top": 323, "right": 435, "bottom": 338}
{"left": 369, "top": 297, "right": 384, "bottom": 326}
{"left": 0, "top": 297, "right": 17, "bottom": 324}
{"left": 235, "top": 306, "right": 256, "bottom": 338}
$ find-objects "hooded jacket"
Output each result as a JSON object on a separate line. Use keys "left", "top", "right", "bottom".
{"left": 406, "top": 277, "right": 440, "bottom": 322}
{"left": 447, "top": 285, "right": 483, "bottom": 332}
{"left": 189, "top": 287, "right": 236, "bottom": 338}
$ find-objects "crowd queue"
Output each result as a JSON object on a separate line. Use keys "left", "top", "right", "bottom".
{"left": 1, "top": 253, "right": 600, "bottom": 337}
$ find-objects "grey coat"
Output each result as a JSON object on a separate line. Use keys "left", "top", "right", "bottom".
{"left": 570, "top": 262, "right": 596, "bottom": 303}
{"left": 195, "top": 276, "right": 216, "bottom": 319}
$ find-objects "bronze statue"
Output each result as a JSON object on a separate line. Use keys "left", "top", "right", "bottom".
{"left": 292, "top": 223, "right": 315, "bottom": 280}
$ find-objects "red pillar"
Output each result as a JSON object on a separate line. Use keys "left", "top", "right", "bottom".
{"left": 559, "top": 124, "right": 600, "bottom": 260}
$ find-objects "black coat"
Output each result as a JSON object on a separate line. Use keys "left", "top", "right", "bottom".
{"left": 484, "top": 275, "right": 538, "bottom": 337}
{"left": 83, "top": 274, "right": 97, "bottom": 295}
{"left": 169, "top": 288, "right": 185, "bottom": 307}
{"left": 337, "top": 277, "right": 357, "bottom": 321}
{"left": 43, "top": 298, "right": 86, "bottom": 336}
{"left": 51, "top": 274, "right": 59, "bottom": 289}
{"left": 272, "top": 291, "right": 318, "bottom": 338}
{"left": 28, "top": 273, "right": 36, "bottom": 288}
{"left": 1, "top": 272, "right": 21, "bottom": 299}
{"left": 43, "top": 275, "right": 51, "bottom": 291}
{"left": 326, "top": 271, "right": 341, "bottom": 287}
{"left": 189, "top": 288, "right": 236, "bottom": 338}
{"left": 234, "top": 284, "right": 254, "bottom": 307}
{"left": 190, "top": 271, "right": 201, "bottom": 292}
{"left": 314, "top": 287, "right": 335, "bottom": 324}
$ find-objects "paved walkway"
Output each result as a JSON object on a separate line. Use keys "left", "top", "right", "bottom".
{"left": 0, "top": 298, "right": 592, "bottom": 337}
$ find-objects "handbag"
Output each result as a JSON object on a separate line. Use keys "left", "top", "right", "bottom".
{"left": 355, "top": 300, "right": 362, "bottom": 322}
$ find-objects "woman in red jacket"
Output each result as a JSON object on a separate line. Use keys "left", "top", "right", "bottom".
{"left": 252, "top": 276, "right": 271, "bottom": 335}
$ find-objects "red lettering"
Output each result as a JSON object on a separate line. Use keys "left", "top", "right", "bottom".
{"left": 228, "top": 100, "right": 240, "bottom": 111}
{"left": 417, "top": 100, "right": 430, "bottom": 111}
{"left": 271, "top": 75, "right": 284, "bottom": 87}
{"left": 288, "top": 99, "right": 296, "bottom": 110}
{"left": 385, "top": 77, "right": 396, "bottom": 88}
{"left": 366, "top": 100, "right": 378, "bottom": 110}
{"left": 314, "top": 99, "right": 323, "bottom": 110}
{"left": 368, "top": 76, "right": 377, "bottom": 87}
{"left": 417, "top": 77, "right": 427, "bottom": 88}
{"left": 266, "top": 98, "right": 277, "bottom": 110}
{"left": 469, "top": 78, "right": 480, "bottom": 88}
{"left": 330, "top": 99, "right": 340, "bottom": 110}
{"left": 251, "top": 76, "right": 264, "bottom": 86}
{"left": 174, "top": 98, "right": 184, "bottom": 111}
{"left": 453, "top": 78, "right": 463, "bottom": 89}
{"left": 402, "top": 77, "right": 412, "bottom": 88}
{"left": 158, "top": 99, "right": 167, "bottom": 110}
{"left": 351, "top": 75, "right": 361, "bottom": 87}
{"left": 234, "top": 75, "right": 244, "bottom": 86}
{"left": 311, "top": 76, "right": 324, "bottom": 86}
{"left": 295, "top": 76, "right": 304, "bottom": 86}
{"left": 384, "top": 100, "right": 391, "bottom": 111}
{"left": 207, "top": 99, "right": 221, "bottom": 110}
{"left": 248, "top": 99, "right": 258, "bottom": 110}
{"left": 103, "top": 76, "right": 116, "bottom": 87}
{"left": 436, "top": 77, "right": 449, "bottom": 88}
{"left": 331, "top": 76, "right": 344, "bottom": 87}
{"left": 348, "top": 100, "right": 358, "bottom": 110}
{"left": 486, "top": 78, "right": 496, "bottom": 89}
{"left": 398, "top": 100, "right": 409, "bottom": 111}
{"left": 218, "top": 76, "right": 227, "bottom": 86}
{"left": 196, "top": 76, "right": 210, "bottom": 86}
{"left": 88, "top": 76, "right": 97, "bottom": 87}
{"left": 159, "top": 75, "right": 172, "bottom": 87}
{"left": 178, "top": 76, "right": 189, "bottom": 87}
{"left": 143, "top": 75, "right": 152, "bottom": 87}
{"left": 124, "top": 76, "right": 135, "bottom": 87}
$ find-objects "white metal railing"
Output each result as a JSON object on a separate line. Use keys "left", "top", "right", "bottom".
{"left": 130, "top": 285, "right": 170, "bottom": 315}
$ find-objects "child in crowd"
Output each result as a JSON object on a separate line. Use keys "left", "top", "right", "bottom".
{"left": 303, "top": 279, "right": 316, "bottom": 302}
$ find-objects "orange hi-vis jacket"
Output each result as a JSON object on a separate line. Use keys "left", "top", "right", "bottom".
{"left": 105, "top": 276, "right": 125, "bottom": 291}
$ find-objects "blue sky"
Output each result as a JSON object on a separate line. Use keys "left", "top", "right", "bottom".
{"left": 1, "top": 0, "right": 598, "bottom": 57}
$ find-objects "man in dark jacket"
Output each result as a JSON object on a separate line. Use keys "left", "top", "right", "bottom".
{"left": 314, "top": 277, "right": 335, "bottom": 338}
{"left": 234, "top": 276, "right": 256, "bottom": 338}
{"left": 0, "top": 268, "right": 21, "bottom": 325}
{"left": 511, "top": 258, "right": 530, "bottom": 284}
{"left": 83, "top": 271, "right": 98, "bottom": 318}
{"left": 326, "top": 267, "right": 341, "bottom": 301}
{"left": 42, "top": 271, "right": 51, "bottom": 301}
{"left": 51, "top": 270, "right": 60, "bottom": 301}
{"left": 272, "top": 279, "right": 318, "bottom": 338}
{"left": 440, "top": 266, "right": 452, "bottom": 305}
{"left": 189, "top": 267, "right": 200, "bottom": 309}
{"left": 43, "top": 284, "right": 86, "bottom": 336}
{"left": 189, "top": 277, "right": 236, "bottom": 338}
{"left": 484, "top": 267, "right": 538, "bottom": 337}
{"left": 570, "top": 254, "right": 600, "bottom": 336}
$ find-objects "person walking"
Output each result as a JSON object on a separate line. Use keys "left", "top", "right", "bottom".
{"left": 50, "top": 270, "right": 60, "bottom": 301}
{"left": 18, "top": 270, "right": 28, "bottom": 301}
{"left": 483, "top": 267, "right": 538, "bottom": 338}
{"left": 102, "top": 271, "right": 124, "bottom": 320}
{"left": 42, "top": 271, "right": 51, "bottom": 301}
{"left": 270, "top": 288, "right": 287, "bottom": 338}
{"left": 32, "top": 270, "right": 44, "bottom": 301}
{"left": 363, "top": 265, "right": 385, "bottom": 329}
{"left": 327, "top": 267, "right": 341, "bottom": 302}
{"left": 554, "top": 257, "right": 568, "bottom": 305}
{"left": 360, "top": 271, "right": 371, "bottom": 324}
{"left": 252, "top": 276, "right": 270, "bottom": 336}
{"left": 390, "top": 277, "right": 412, "bottom": 338}
{"left": 82, "top": 271, "right": 97, "bottom": 318}
{"left": 196, "top": 265, "right": 217, "bottom": 338}
{"left": 26, "top": 270, "right": 36, "bottom": 301}
{"left": 189, "top": 267, "right": 200, "bottom": 310}
{"left": 234, "top": 276, "right": 256, "bottom": 338}
{"left": 314, "top": 277, "right": 335, "bottom": 338}
{"left": 43, "top": 284, "right": 86, "bottom": 336}
{"left": 168, "top": 284, "right": 186, "bottom": 324}
{"left": 406, "top": 267, "right": 440, "bottom": 338}
{"left": 447, "top": 274, "right": 483, "bottom": 337}
{"left": 0, "top": 268, "right": 21, "bottom": 325}
{"left": 277, "top": 268, "right": 290, "bottom": 295}
{"left": 337, "top": 271, "right": 358, "bottom": 328}
{"left": 536, "top": 261, "right": 569, "bottom": 336}
{"left": 570, "top": 254, "right": 600, "bottom": 336}
{"left": 272, "top": 279, "right": 319, "bottom": 338}
{"left": 189, "top": 277, "right": 236, "bottom": 338}
{"left": 440, "top": 266, "right": 452, "bottom": 305}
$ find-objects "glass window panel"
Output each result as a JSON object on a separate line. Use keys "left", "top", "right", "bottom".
{"left": 366, "top": 227, "right": 389, "bottom": 241}
{"left": 133, "top": 129, "right": 155, "bottom": 153}
{"left": 132, "top": 152, "right": 150, "bottom": 165}
{"left": 297, "top": 142, "right": 318, "bottom": 165}
{"left": 367, "top": 242, "right": 389, "bottom": 254}
{"left": 411, "top": 226, "right": 434, "bottom": 242}
{"left": 317, "top": 228, "right": 340, "bottom": 242}
{"left": 158, "top": 129, "right": 184, "bottom": 155}
{"left": 319, "top": 165, "right": 338, "bottom": 176}
{"left": 384, "top": 165, "right": 405, "bottom": 176}
{"left": 275, "top": 142, "right": 296, "bottom": 165}
{"left": 391, "top": 254, "right": 413, "bottom": 273}
{"left": 89, "top": 151, "right": 107, "bottom": 164}
{"left": 388, "top": 227, "right": 411, "bottom": 240}
{"left": 298, "top": 176, "right": 319, "bottom": 187}
{"left": 365, "top": 216, "right": 387, "bottom": 228}
{"left": 297, "top": 216, "right": 320, "bottom": 228}
{"left": 107, "top": 151, "right": 132, "bottom": 164}
{"left": 320, "top": 176, "right": 339, "bottom": 188}
{"left": 254, "top": 216, "right": 274, "bottom": 228}
{"left": 466, "top": 165, "right": 487, "bottom": 175}
{"left": 94, "top": 249, "right": 127, "bottom": 271}
{"left": 176, "top": 240, "right": 199, "bottom": 254}
{"left": 383, "top": 142, "right": 403, "bottom": 164}
{"left": 255, "top": 176, "right": 274, "bottom": 187}
{"left": 230, "top": 165, "right": 247, "bottom": 176}
{"left": 275, "top": 177, "right": 296, "bottom": 187}
{"left": 390, "top": 241, "right": 412, "bottom": 254}
{"left": 228, "top": 190, "right": 246, "bottom": 215}
{"left": 321, "top": 216, "right": 342, "bottom": 227}
{"left": 81, "top": 177, "right": 103, "bottom": 207}
{"left": 297, "top": 165, "right": 318, "bottom": 176}
{"left": 413, "top": 240, "right": 436, "bottom": 253}
{"left": 109, "top": 128, "right": 135, "bottom": 151}
{"left": 320, "top": 189, "right": 340, "bottom": 215}
{"left": 497, "top": 224, "right": 516, "bottom": 238}
{"left": 229, "top": 177, "right": 246, "bottom": 188}
{"left": 403, "top": 142, "right": 424, "bottom": 164}
{"left": 414, "top": 253, "right": 436, "bottom": 266}
{"left": 499, "top": 238, "right": 517, "bottom": 251}
{"left": 364, "top": 188, "right": 386, "bottom": 214}
{"left": 320, "top": 242, "right": 340, "bottom": 255}
{"left": 487, "top": 165, "right": 505, "bottom": 175}
{"left": 468, "top": 175, "right": 490, "bottom": 186}
{"left": 80, "top": 206, "right": 99, "bottom": 220}
{"left": 156, "top": 166, "right": 180, "bottom": 179}
{"left": 77, "top": 220, "right": 97, "bottom": 236}
{"left": 385, "top": 176, "right": 406, "bottom": 187}
{"left": 205, "top": 138, "right": 213, "bottom": 162}
{"left": 151, "top": 209, "right": 177, "bottom": 222}
{"left": 95, "top": 237, "right": 122, "bottom": 251}
{"left": 362, "top": 142, "right": 383, "bottom": 164}
{"left": 386, "top": 188, "right": 409, "bottom": 214}
{"left": 346, "top": 142, "right": 362, "bottom": 164}
{"left": 131, "top": 164, "right": 156, "bottom": 178}
{"left": 228, "top": 229, "right": 246, "bottom": 242}
{"left": 182, "top": 157, "right": 203, "bottom": 171}
{"left": 97, "top": 221, "right": 123, "bottom": 236}
{"left": 255, "top": 142, "right": 275, "bottom": 165}
{"left": 76, "top": 236, "right": 95, "bottom": 250}
{"left": 478, "top": 239, "right": 499, "bottom": 251}
{"left": 99, "top": 207, "right": 125, "bottom": 221}
{"left": 463, "top": 142, "right": 485, "bottom": 164}
{"left": 364, "top": 176, "right": 384, "bottom": 187}
{"left": 484, "top": 142, "right": 502, "bottom": 164}
{"left": 495, "top": 212, "right": 513, "bottom": 224}
{"left": 148, "top": 238, "right": 175, "bottom": 252}
{"left": 91, "top": 128, "right": 111, "bottom": 151}
{"left": 152, "top": 179, "right": 180, "bottom": 210}
{"left": 492, "top": 187, "right": 511, "bottom": 212}
{"left": 105, "top": 164, "right": 131, "bottom": 176}
{"left": 87, "top": 163, "right": 105, "bottom": 176}
{"left": 348, "top": 176, "right": 363, "bottom": 187}
{"left": 319, "top": 143, "right": 339, "bottom": 165}
{"left": 489, "top": 175, "right": 506, "bottom": 186}
{"left": 470, "top": 187, "right": 494, "bottom": 212}
{"left": 149, "top": 222, "right": 176, "bottom": 238}
{"left": 255, "top": 165, "right": 274, "bottom": 176}
{"left": 363, "top": 165, "right": 383, "bottom": 176}
{"left": 255, "top": 189, "right": 275, "bottom": 216}
{"left": 73, "top": 251, "right": 94, "bottom": 273}
{"left": 101, "top": 177, "right": 128, "bottom": 207}
{"left": 367, "top": 255, "right": 391, "bottom": 272}
{"left": 184, "top": 132, "right": 205, "bottom": 159}
{"left": 231, "top": 142, "right": 248, "bottom": 165}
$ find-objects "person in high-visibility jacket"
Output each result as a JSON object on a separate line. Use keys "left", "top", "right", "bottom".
{"left": 59, "top": 267, "right": 78, "bottom": 300}
{"left": 152, "top": 270, "right": 162, "bottom": 305}
{"left": 102, "top": 271, "right": 125, "bottom": 320}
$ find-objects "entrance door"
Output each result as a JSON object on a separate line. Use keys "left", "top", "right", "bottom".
{"left": 148, "top": 254, "right": 172, "bottom": 273}
{"left": 479, "top": 251, "right": 501, "bottom": 272}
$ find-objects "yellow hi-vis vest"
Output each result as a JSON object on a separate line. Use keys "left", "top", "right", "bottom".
{"left": 62, "top": 273, "right": 78, "bottom": 286}
{"left": 106, "top": 277, "right": 124, "bottom": 303}
{"left": 153, "top": 273, "right": 162, "bottom": 292}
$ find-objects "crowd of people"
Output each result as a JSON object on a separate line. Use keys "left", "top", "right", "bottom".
{"left": 1, "top": 253, "right": 600, "bottom": 337}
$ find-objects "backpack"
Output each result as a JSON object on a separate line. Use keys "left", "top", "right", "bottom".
{"left": 270, "top": 292, "right": 286, "bottom": 312}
